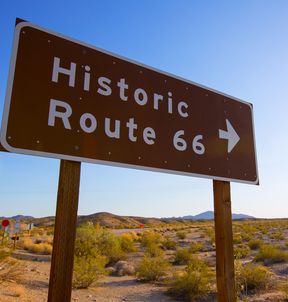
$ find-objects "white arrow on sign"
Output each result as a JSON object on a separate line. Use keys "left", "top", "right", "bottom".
{"left": 219, "top": 119, "right": 240, "bottom": 153}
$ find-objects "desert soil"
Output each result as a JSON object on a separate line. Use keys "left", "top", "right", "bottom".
{"left": 0, "top": 250, "right": 178, "bottom": 302}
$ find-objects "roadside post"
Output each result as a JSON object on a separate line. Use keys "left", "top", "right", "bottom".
{"left": 0, "top": 20, "right": 258, "bottom": 302}
{"left": 1, "top": 219, "right": 10, "bottom": 244}
{"left": 48, "top": 160, "right": 81, "bottom": 302}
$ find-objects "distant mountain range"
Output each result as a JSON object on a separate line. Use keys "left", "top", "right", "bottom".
{"left": 1, "top": 211, "right": 255, "bottom": 228}
{"left": 0, "top": 215, "right": 34, "bottom": 221}
{"left": 179, "top": 211, "right": 255, "bottom": 220}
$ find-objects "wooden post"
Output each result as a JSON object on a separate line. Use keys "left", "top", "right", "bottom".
{"left": 48, "top": 160, "right": 81, "bottom": 302}
{"left": 213, "top": 180, "right": 236, "bottom": 302}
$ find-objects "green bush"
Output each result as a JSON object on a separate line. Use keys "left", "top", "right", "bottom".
{"left": 248, "top": 239, "right": 263, "bottom": 250}
{"left": 140, "top": 231, "right": 162, "bottom": 247}
{"left": 174, "top": 248, "right": 192, "bottom": 265}
{"left": 120, "top": 234, "right": 137, "bottom": 253}
{"left": 254, "top": 244, "right": 288, "bottom": 264}
{"left": 168, "top": 257, "right": 212, "bottom": 301}
{"left": 140, "top": 231, "right": 163, "bottom": 257}
{"left": 97, "top": 231, "right": 125, "bottom": 264}
{"left": 73, "top": 253, "right": 107, "bottom": 288}
{"left": 75, "top": 223, "right": 125, "bottom": 264}
{"left": 235, "top": 261, "right": 271, "bottom": 295}
{"left": 73, "top": 223, "right": 108, "bottom": 288}
{"left": 137, "top": 255, "right": 170, "bottom": 281}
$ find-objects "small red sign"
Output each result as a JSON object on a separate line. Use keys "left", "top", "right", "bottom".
{"left": 2, "top": 219, "right": 10, "bottom": 227}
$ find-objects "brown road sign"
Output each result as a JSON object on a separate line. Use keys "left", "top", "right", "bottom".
{"left": 0, "top": 142, "right": 7, "bottom": 152}
{"left": 0, "top": 21, "right": 258, "bottom": 184}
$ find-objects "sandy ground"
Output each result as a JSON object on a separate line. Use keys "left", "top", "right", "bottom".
{"left": 1, "top": 223, "right": 287, "bottom": 302}
{"left": 0, "top": 250, "right": 178, "bottom": 302}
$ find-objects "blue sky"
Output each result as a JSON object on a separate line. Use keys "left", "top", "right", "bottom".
{"left": 0, "top": 1, "right": 288, "bottom": 218}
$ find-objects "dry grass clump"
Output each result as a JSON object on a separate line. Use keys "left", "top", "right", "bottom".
{"left": 280, "top": 279, "right": 288, "bottom": 300}
{"left": 176, "top": 230, "right": 187, "bottom": 240}
{"left": 145, "top": 242, "right": 164, "bottom": 257}
{"left": 162, "top": 236, "right": 177, "bottom": 250}
{"left": 12, "top": 285, "right": 25, "bottom": 297}
{"left": 254, "top": 244, "right": 288, "bottom": 264}
{"left": 234, "top": 245, "right": 250, "bottom": 259}
{"left": 136, "top": 254, "right": 170, "bottom": 282}
{"left": 235, "top": 260, "right": 272, "bottom": 296}
{"left": 270, "top": 231, "right": 285, "bottom": 240}
{"left": 189, "top": 241, "right": 203, "bottom": 253}
{"left": 22, "top": 239, "right": 52, "bottom": 255}
{"left": 248, "top": 239, "right": 263, "bottom": 250}
{"left": 203, "top": 228, "right": 215, "bottom": 244}
{"left": 168, "top": 257, "right": 213, "bottom": 301}
{"left": 233, "top": 233, "right": 243, "bottom": 244}
{"left": 0, "top": 248, "right": 24, "bottom": 284}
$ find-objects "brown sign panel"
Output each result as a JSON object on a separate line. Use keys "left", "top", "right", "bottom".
{"left": 0, "top": 22, "right": 258, "bottom": 184}
{"left": 0, "top": 142, "right": 7, "bottom": 152}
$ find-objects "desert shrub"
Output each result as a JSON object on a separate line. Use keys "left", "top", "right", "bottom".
{"left": 248, "top": 239, "right": 263, "bottom": 250}
{"left": 204, "top": 228, "right": 215, "bottom": 244}
{"left": 140, "top": 231, "right": 163, "bottom": 256}
{"left": 162, "top": 236, "right": 177, "bottom": 250}
{"left": 280, "top": 279, "right": 288, "bottom": 300}
{"left": 176, "top": 231, "right": 187, "bottom": 240}
{"left": 140, "top": 231, "right": 162, "bottom": 247}
{"left": 0, "top": 247, "right": 11, "bottom": 260}
{"left": 234, "top": 246, "right": 250, "bottom": 259}
{"left": 168, "top": 257, "right": 212, "bottom": 301}
{"left": 270, "top": 231, "right": 285, "bottom": 240}
{"left": 174, "top": 248, "right": 193, "bottom": 265}
{"left": 189, "top": 242, "right": 204, "bottom": 253}
{"left": 22, "top": 239, "right": 52, "bottom": 255}
{"left": 73, "top": 223, "right": 108, "bottom": 288}
{"left": 233, "top": 233, "right": 243, "bottom": 244}
{"left": 75, "top": 223, "right": 125, "bottom": 265}
{"left": 94, "top": 230, "right": 123, "bottom": 264}
{"left": 46, "top": 229, "right": 54, "bottom": 236}
{"left": 235, "top": 261, "right": 272, "bottom": 295}
{"left": 73, "top": 253, "right": 107, "bottom": 288}
{"left": 254, "top": 244, "right": 288, "bottom": 264}
{"left": 31, "top": 243, "right": 52, "bottom": 254}
{"left": 120, "top": 233, "right": 137, "bottom": 253}
{"left": 137, "top": 255, "right": 170, "bottom": 281}
{"left": 145, "top": 242, "right": 163, "bottom": 257}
